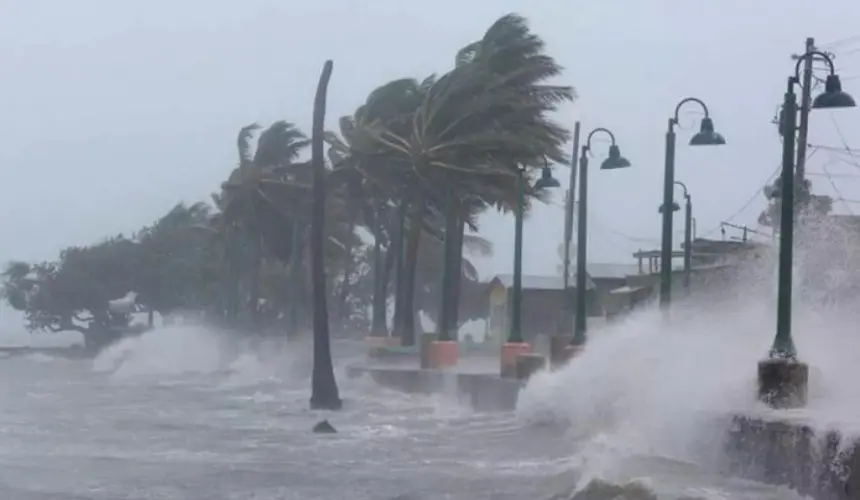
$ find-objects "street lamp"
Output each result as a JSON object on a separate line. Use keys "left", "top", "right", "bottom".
{"left": 572, "top": 128, "right": 632, "bottom": 348}
{"left": 509, "top": 160, "right": 560, "bottom": 345}
{"left": 658, "top": 181, "right": 693, "bottom": 295}
{"left": 660, "top": 98, "right": 725, "bottom": 311}
{"left": 759, "top": 50, "right": 855, "bottom": 409}
{"left": 502, "top": 160, "right": 560, "bottom": 377}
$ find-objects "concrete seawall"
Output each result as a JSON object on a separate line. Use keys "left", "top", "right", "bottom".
{"left": 724, "top": 414, "right": 860, "bottom": 499}
{"left": 350, "top": 361, "right": 860, "bottom": 498}
{"left": 345, "top": 364, "right": 523, "bottom": 412}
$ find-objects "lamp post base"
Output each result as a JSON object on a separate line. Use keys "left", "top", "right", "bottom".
{"left": 549, "top": 335, "right": 575, "bottom": 366}
{"left": 565, "top": 344, "right": 585, "bottom": 360}
{"left": 515, "top": 353, "right": 547, "bottom": 380}
{"left": 427, "top": 340, "right": 459, "bottom": 369}
{"left": 757, "top": 358, "right": 808, "bottom": 409}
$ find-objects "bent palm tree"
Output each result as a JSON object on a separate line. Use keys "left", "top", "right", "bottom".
{"left": 363, "top": 14, "right": 573, "bottom": 343}
{"left": 218, "top": 121, "right": 310, "bottom": 331}
{"left": 309, "top": 60, "right": 342, "bottom": 411}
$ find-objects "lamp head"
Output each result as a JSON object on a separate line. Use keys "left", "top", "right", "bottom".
{"left": 600, "top": 144, "right": 632, "bottom": 170}
{"left": 812, "top": 74, "right": 856, "bottom": 109}
{"left": 658, "top": 201, "right": 681, "bottom": 214}
{"left": 533, "top": 166, "right": 561, "bottom": 190}
{"left": 689, "top": 117, "right": 726, "bottom": 146}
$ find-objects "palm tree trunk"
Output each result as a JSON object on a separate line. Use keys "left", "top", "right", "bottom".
{"left": 287, "top": 223, "right": 303, "bottom": 337}
{"left": 436, "top": 188, "right": 457, "bottom": 341}
{"left": 309, "top": 60, "right": 341, "bottom": 411}
{"left": 391, "top": 202, "right": 406, "bottom": 339}
{"left": 401, "top": 197, "right": 423, "bottom": 346}
{"left": 448, "top": 201, "right": 465, "bottom": 336}
{"left": 249, "top": 234, "right": 263, "bottom": 334}
{"left": 226, "top": 235, "right": 241, "bottom": 325}
{"left": 336, "top": 222, "right": 356, "bottom": 330}
{"left": 370, "top": 214, "right": 388, "bottom": 336}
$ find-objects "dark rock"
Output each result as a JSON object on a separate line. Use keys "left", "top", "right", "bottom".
{"left": 313, "top": 420, "right": 337, "bottom": 434}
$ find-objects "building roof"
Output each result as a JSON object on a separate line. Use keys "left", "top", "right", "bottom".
{"left": 583, "top": 262, "right": 642, "bottom": 280}
{"left": 489, "top": 273, "right": 595, "bottom": 291}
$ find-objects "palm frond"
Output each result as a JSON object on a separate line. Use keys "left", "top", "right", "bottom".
{"left": 237, "top": 123, "right": 261, "bottom": 167}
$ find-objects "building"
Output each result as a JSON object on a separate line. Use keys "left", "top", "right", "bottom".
{"left": 605, "top": 237, "right": 769, "bottom": 315}
{"left": 485, "top": 263, "right": 640, "bottom": 343}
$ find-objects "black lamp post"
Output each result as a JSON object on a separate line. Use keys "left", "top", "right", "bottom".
{"left": 658, "top": 181, "right": 693, "bottom": 295}
{"left": 758, "top": 50, "right": 855, "bottom": 409}
{"left": 660, "top": 99, "right": 725, "bottom": 311}
{"left": 572, "top": 128, "right": 632, "bottom": 348}
{"left": 508, "top": 162, "right": 560, "bottom": 344}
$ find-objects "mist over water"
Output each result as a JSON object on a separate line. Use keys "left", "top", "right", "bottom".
{"left": 516, "top": 221, "right": 860, "bottom": 498}
{"left": 4, "top": 224, "right": 860, "bottom": 498}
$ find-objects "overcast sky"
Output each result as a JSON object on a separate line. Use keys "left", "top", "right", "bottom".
{"left": 2, "top": 0, "right": 860, "bottom": 282}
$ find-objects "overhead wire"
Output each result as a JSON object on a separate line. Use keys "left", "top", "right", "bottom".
{"left": 547, "top": 199, "right": 660, "bottom": 249}
{"left": 818, "top": 34, "right": 860, "bottom": 51}
{"left": 820, "top": 158, "right": 855, "bottom": 215}
{"left": 829, "top": 115, "right": 860, "bottom": 170}
{"left": 698, "top": 146, "right": 822, "bottom": 238}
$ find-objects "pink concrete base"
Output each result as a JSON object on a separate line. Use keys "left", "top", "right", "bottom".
{"left": 427, "top": 341, "right": 459, "bottom": 369}
{"left": 501, "top": 342, "right": 531, "bottom": 378}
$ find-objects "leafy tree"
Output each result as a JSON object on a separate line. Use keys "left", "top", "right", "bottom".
{"left": 2, "top": 236, "right": 142, "bottom": 351}
{"left": 759, "top": 176, "right": 834, "bottom": 228}
{"left": 136, "top": 202, "right": 222, "bottom": 322}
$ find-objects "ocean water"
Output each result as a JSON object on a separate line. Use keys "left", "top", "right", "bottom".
{"left": 0, "top": 318, "right": 821, "bottom": 500}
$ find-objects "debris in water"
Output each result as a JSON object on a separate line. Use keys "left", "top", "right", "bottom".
{"left": 313, "top": 420, "right": 337, "bottom": 434}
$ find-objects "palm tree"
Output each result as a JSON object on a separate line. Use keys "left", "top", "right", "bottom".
{"left": 309, "top": 60, "right": 342, "bottom": 411}
{"left": 218, "top": 121, "right": 310, "bottom": 332}
{"left": 324, "top": 78, "right": 429, "bottom": 343}
{"left": 357, "top": 14, "right": 573, "bottom": 344}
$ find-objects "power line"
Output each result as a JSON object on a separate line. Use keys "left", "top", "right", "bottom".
{"left": 808, "top": 143, "right": 860, "bottom": 154}
{"left": 591, "top": 215, "right": 661, "bottom": 245}
{"left": 698, "top": 165, "right": 781, "bottom": 238}
{"left": 699, "top": 146, "right": 822, "bottom": 238}
{"left": 547, "top": 199, "right": 660, "bottom": 246}
{"left": 819, "top": 34, "right": 860, "bottom": 51}
{"left": 807, "top": 171, "right": 860, "bottom": 179}
{"left": 820, "top": 160, "right": 855, "bottom": 215}
{"left": 829, "top": 115, "right": 860, "bottom": 170}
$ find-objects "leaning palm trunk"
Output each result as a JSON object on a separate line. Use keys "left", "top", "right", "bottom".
{"left": 287, "top": 223, "right": 304, "bottom": 337}
{"left": 391, "top": 202, "right": 407, "bottom": 339}
{"left": 225, "top": 235, "right": 242, "bottom": 325}
{"left": 309, "top": 60, "right": 341, "bottom": 411}
{"left": 400, "top": 196, "right": 424, "bottom": 346}
{"left": 435, "top": 187, "right": 457, "bottom": 340}
{"left": 335, "top": 220, "right": 356, "bottom": 329}
{"left": 370, "top": 214, "right": 388, "bottom": 336}
{"left": 248, "top": 234, "right": 263, "bottom": 334}
{"left": 447, "top": 197, "right": 465, "bottom": 335}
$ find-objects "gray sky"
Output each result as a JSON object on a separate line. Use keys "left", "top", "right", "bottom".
{"left": 2, "top": 0, "right": 860, "bottom": 281}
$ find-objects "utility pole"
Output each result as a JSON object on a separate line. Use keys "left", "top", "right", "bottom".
{"left": 794, "top": 37, "right": 815, "bottom": 182}
{"left": 560, "top": 121, "right": 580, "bottom": 336}
{"left": 563, "top": 121, "right": 581, "bottom": 291}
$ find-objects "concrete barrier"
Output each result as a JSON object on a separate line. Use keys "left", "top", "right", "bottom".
{"left": 346, "top": 364, "right": 523, "bottom": 412}
{"left": 724, "top": 414, "right": 860, "bottom": 499}
{"left": 515, "top": 353, "right": 546, "bottom": 380}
